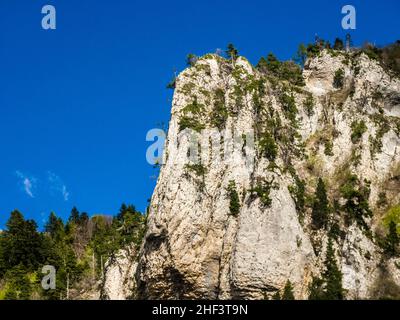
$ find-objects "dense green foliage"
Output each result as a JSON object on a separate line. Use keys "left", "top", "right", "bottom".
{"left": 0, "top": 204, "right": 146, "bottom": 300}
{"left": 303, "top": 94, "right": 314, "bottom": 117}
{"left": 309, "top": 238, "right": 344, "bottom": 300}
{"left": 186, "top": 53, "right": 198, "bottom": 67}
{"left": 340, "top": 174, "right": 372, "bottom": 230}
{"left": 249, "top": 178, "right": 277, "bottom": 208}
{"left": 279, "top": 91, "right": 298, "bottom": 125}
{"left": 333, "top": 68, "right": 345, "bottom": 89}
{"left": 305, "top": 43, "right": 321, "bottom": 58}
{"left": 323, "top": 238, "right": 344, "bottom": 299}
{"left": 294, "top": 43, "right": 307, "bottom": 67}
{"left": 376, "top": 192, "right": 388, "bottom": 208}
{"left": 185, "top": 163, "right": 206, "bottom": 177}
{"left": 369, "top": 112, "right": 390, "bottom": 159}
{"left": 333, "top": 38, "right": 344, "bottom": 51}
{"left": 0, "top": 211, "right": 47, "bottom": 275}
{"left": 179, "top": 97, "right": 206, "bottom": 132}
{"left": 272, "top": 279, "right": 295, "bottom": 300}
{"left": 272, "top": 291, "right": 281, "bottom": 300}
{"left": 210, "top": 88, "right": 228, "bottom": 129}
{"left": 324, "top": 140, "right": 334, "bottom": 156}
{"left": 259, "top": 132, "right": 278, "bottom": 161}
{"left": 350, "top": 120, "right": 367, "bottom": 144}
{"left": 166, "top": 78, "right": 176, "bottom": 89}
{"left": 226, "top": 43, "right": 238, "bottom": 62}
{"left": 362, "top": 41, "right": 400, "bottom": 77}
{"left": 227, "top": 180, "right": 240, "bottom": 216}
{"left": 282, "top": 280, "right": 295, "bottom": 300}
{"left": 384, "top": 220, "right": 400, "bottom": 256}
{"left": 288, "top": 172, "right": 306, "bottom": 221}
{"left": 257, "top": 53, "right": 305, "bottom": 86}
{"left": 308, "top": 276, "right": 325, "bottom": 300}
{"left": 383, "top": 205, "right": 400, "bottom": 234}
{"left": 311, "top": 178, "right": 329, "bottom": 230}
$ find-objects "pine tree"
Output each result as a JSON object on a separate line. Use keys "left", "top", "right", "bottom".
{"left": 79, "top": 212, "right": 89, "bottom": 225}
{"left": 306, "top": 43, "right": 320, "bottom": 57}
{"left": 259, "top": 132, "right": 278, "bottom": 161}
{"left": 272, "top": 291, "right": 281, "bottom": 300}
{"left": 226, "top": 43, "right": 238, "bottom": 64}
{"left": 266, "top": 53, "right": 281, "bottom": 75}
{"left": 333, "top": 38, "right": 344, "bottom": 50}
{"left": 166, "top": 78, "right": 176, "bottom": 90}
{"left": 384, "top": 220, "right": 399, "bottom": 256}
{"left": 69, "top": 207, "right": 80, "bottom": 224}
{"left": 45, "top": 212, "right": 64, "bottom": 239}
{"left": 340, "top": 174, "right": 372, "bottom": 230}
{"left": 282, "top": 280, "right": 295, "bottom": 300}
{"left": 1, "top": 210, "right": 45, "bottom": 272}
{"left": 91, "top": 216, "right": 119, "bottom": 275}
{"left": 323, "top": 237, "right": 344, "bottom": 300}
{"left": 333, "top": 68, "right": 345, "bottom": 89}
{"left": 120, "top": 207, "right": 144, "bottom": 246}
{"left": 325, "top": 41, "right": 331, "bottom": 49}
{"left": 4, "top": 264, "right": 32, "bottom": 300}
{"left": 308, "top": 276, "right": 325, "bottom": 300}
{"left": 186, "top": 53, "right": 198, "bottom": 66}
{"left": 227, "top": 181, "right": 240, "bottom": 216}
{"left": 0, "top": 203, "right": 147, "bottom": 300}
{"left": 117, "top": 203, "right": 128, "bottom": 220}
{"left": 295, "top": 43, "right": 307, "bottom": 67}
{"left": 311, "top": 178, "right": 329, "bottom": 229}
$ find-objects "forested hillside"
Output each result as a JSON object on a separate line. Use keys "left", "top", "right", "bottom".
{"left": 0, "top": 205, "right": 146, "bottom": 299}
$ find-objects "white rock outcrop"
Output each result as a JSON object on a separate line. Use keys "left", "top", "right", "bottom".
{"left": 135, "top": 50, "right": 400, "bottom": 299}
{"left": 101, "top": 245, "right": 138, "bottom": 300}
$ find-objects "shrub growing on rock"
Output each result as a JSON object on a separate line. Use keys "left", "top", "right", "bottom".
{"left": 311, "top": 178, "right": 329, "bottom": 230}
{"left": 282, "top": 280, "right": 295, "bottom": 300}
{"left": 227, "top": 180, "right": 240, "bottom": 216}
{"left": 350, "top": 120, "right": 367, "bottom": 144}
{"left": 333, "top": 68, "right": 345, "bottom": 89}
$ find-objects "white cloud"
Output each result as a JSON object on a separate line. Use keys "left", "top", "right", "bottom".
{"left": 15, "top": 170, "right": 70, "bottom": 201}
{"left": 48, "top": 171, "right": 70, "bottom": 201}
{"left": 15, "top": 170, "right": 36, "bottom": 198}
{"left": 62, "top": 185, "right": 70, "bottom": 201}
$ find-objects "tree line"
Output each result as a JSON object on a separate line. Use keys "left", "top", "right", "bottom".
{"left": 0, "top": 204, "right": 146, "bottom": 299}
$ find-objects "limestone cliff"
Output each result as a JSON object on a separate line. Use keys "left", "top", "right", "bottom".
{"left": 134, "top": 48, "right": 400, "bottom": 299}
{"left": 101, "top": 245, "right": 138, "bottom": 300}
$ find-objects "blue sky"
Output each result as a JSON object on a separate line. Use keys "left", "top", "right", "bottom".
{"left": 0, "top": 0, "right": 399, "bottom": 228}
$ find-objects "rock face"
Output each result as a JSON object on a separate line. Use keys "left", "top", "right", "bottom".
{"left": 101, "top": 245, "right": 138, "bottom": 300}
{"left": 136, "top": 50, "right": 400, "bottom": 299}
